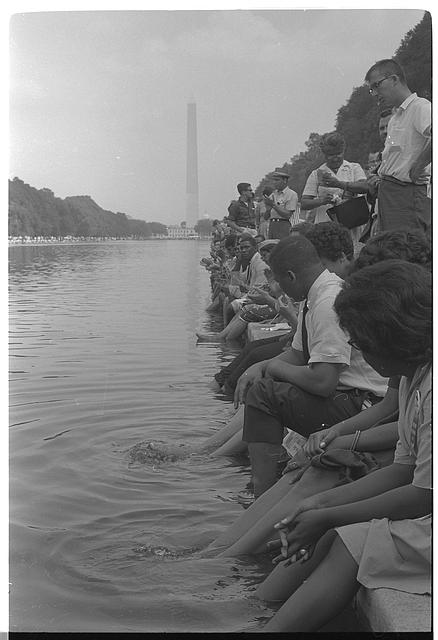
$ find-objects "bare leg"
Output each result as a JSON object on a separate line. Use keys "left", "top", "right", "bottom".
{"left": 211, "top": 474, "right": 293, "bottom": 552}
{"left": 209, "top": 427, "right": 247, "bottom": 457}
{"left": 196, "top": 312, "right": 242, "bottom": 341}
{"left": 198, "top": 405, "right": 244, "bottom": 452}
{"left": 224, "top": 317, "right": 248, "bottom": 341}
{"left": 257, "top": 529, "right": 337, "bottom": 601}
{"left": 220, "top": 466, "right": 340, "bottom": 557}
{"left": 248, "top": 441, "right": 284, "bottom": 498}
{"left": 263, "top": 535, "right": 359, "bottom": 632}
{"left": 206, "top": 296, "right": 221, "bottom": 312}
{"left": 205, "top": 473, "right": 293, "bottom": 553}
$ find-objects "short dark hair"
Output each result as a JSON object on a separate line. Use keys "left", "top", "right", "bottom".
{"left": 224, "top": 234, "right": 239, "bottom": 249}
{"left": 303, "top": 221, "right": 354, "bottom": 262}
{"left": 379, "top": 108, "right": 393, "bottom": 119}
{"left": 334, "top": 260, "right": 431, "bottom": 368}
{"left": 239, "top": 233, "right": 257, "bottom": 247}
{"left": 319, "top": 132, "right": 345, "bottom": 156}
{"left": 353, "top": 230, "right": 431, "bottom": 273}
{"left": 237, "top": 182, "right": 251, "bottom": 194}
{"left": 269, "top": 234, "right": 321, "bottom": 275}
{"left": 365, "top": 58, "right": 407, "bottom": 85}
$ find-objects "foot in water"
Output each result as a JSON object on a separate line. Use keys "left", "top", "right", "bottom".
{"left": 196, "top": 332, "right": 224, "bottom": 342}
{"left": 129, "top": 441, "right": 196, "bottom": 464}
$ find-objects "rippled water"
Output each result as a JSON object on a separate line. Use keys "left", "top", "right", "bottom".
{"left": 9, "top": 241, "right": 276, "bottom": 633}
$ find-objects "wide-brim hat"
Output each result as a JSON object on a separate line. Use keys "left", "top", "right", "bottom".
{"left": 272, "top": 170, "right": 290, "bottom": 179}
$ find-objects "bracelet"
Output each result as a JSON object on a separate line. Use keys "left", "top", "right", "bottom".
{"left": 350, "top": 430, "right": 361, "bottom": 451}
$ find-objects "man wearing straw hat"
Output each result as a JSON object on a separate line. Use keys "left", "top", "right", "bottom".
{"left": 264, "top": 170, "right": 299, "bottom": 240}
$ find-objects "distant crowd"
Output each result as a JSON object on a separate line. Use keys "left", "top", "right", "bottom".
{"left": 170, "top": 58, "right": 432, "bottom": 633}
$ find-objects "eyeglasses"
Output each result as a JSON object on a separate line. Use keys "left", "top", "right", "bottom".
{"left": 368, "top": 76, "right": 392, "bottom": 94}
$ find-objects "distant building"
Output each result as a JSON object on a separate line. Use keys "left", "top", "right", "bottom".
{"left": 166, "top": 224, "right": 199, "bottom": 239}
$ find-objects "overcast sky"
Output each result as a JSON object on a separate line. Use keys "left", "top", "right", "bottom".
{"left": 9, "top": 7, "right": 425, "bottom": 225}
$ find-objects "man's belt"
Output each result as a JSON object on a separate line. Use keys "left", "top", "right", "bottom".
{"left": 270, "top": 218, "right": 290, "bottom": 222}
{"left": 381, "top": 174, "right": 426, "bottom": 187}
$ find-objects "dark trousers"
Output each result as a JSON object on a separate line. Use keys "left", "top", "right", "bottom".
{"left": 214, "top": 334, "right": 290, "bottom": 390}
{"left": 268, "top": 219, "right": 291, "bottom": 239}
{"left": 242, "top": 378, "right": 375, "bottom": 444}
{"left": 378, "top": 178, "right": 431, "bottom": 232}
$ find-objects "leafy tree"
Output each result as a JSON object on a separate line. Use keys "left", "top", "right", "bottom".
{"left": 148, "top": 222, "right": 168, "bottom": 236}
{"left": 194, "top": 219, "right": 213, "bottom": 235}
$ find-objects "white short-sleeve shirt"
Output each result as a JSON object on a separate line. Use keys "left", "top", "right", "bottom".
{"left": 379, "top": 93, "right": 431, "bottom": 184}
{"left": 270, "top": 186, "right": 299, "bottom": 225}
{"left": 291, "top": 269, "right": 388, "bottom": 396}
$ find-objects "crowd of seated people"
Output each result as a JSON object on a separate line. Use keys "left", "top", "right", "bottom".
{"left": 195, "top": 222, "right": 431, "bottom": 632}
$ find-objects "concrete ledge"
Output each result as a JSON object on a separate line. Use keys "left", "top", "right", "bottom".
{"left": 355, "top": 586, "right": 431, "bottom": 633}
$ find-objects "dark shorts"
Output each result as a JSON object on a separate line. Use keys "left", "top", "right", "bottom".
{"left": 242, "top": 378, "right": 379, "bottom": 444}
{"left": 378, "top": 178, "right": 431, "bottom": 232}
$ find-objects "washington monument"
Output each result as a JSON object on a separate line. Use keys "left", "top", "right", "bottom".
{"left": 185, "top": 99, "right": 199, "bottom": 228}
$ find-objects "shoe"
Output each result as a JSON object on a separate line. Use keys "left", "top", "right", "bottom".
{"left": 236, "top": 488, "right": 255, "bottom": 506}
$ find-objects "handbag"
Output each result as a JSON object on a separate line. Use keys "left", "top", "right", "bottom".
{"left": 326, "top": 196, "right": 370, "bottom": 229}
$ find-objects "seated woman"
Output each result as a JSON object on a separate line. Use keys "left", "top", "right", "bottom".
{"left": 255, "top": 260, "right": 431, "bottom": 632}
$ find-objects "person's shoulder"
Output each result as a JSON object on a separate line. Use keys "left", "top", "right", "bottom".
{"left": 413, "top": 94, "right": 431, "bottom": 106}
{"left": 409, "top": 95, "right": 431, "bottom": 116}
{"left": 309, "top": 271, "right": 343, "bottom": 306}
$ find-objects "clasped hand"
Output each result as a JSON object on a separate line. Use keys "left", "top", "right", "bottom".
{"left": 271, "top": 506, "right": 329, "bottom": 565}
{"left": 303, "top": 425, "right": 340, "bottom": 457}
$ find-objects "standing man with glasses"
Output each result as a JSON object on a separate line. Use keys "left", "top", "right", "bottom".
{"left": 264, "top": 170, "right": 299, "bottom": 240}
{"left": 365, "top": 59, "right": 431, "bottom": 233}
{"left": 226, "top": 183, "right": 257, "bottom": 235}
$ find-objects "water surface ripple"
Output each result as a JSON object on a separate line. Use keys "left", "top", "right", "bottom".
{"left": 9, "top": 241, "right": 275, "bottom": 632}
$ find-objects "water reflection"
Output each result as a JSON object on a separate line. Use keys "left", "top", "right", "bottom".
{"left": 9, "top": 241, "right": 275, "bottom": 632}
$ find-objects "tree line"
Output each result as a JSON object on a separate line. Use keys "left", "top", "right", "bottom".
{"left": 9, "top": 178, "right": 168, "bottom": 238}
